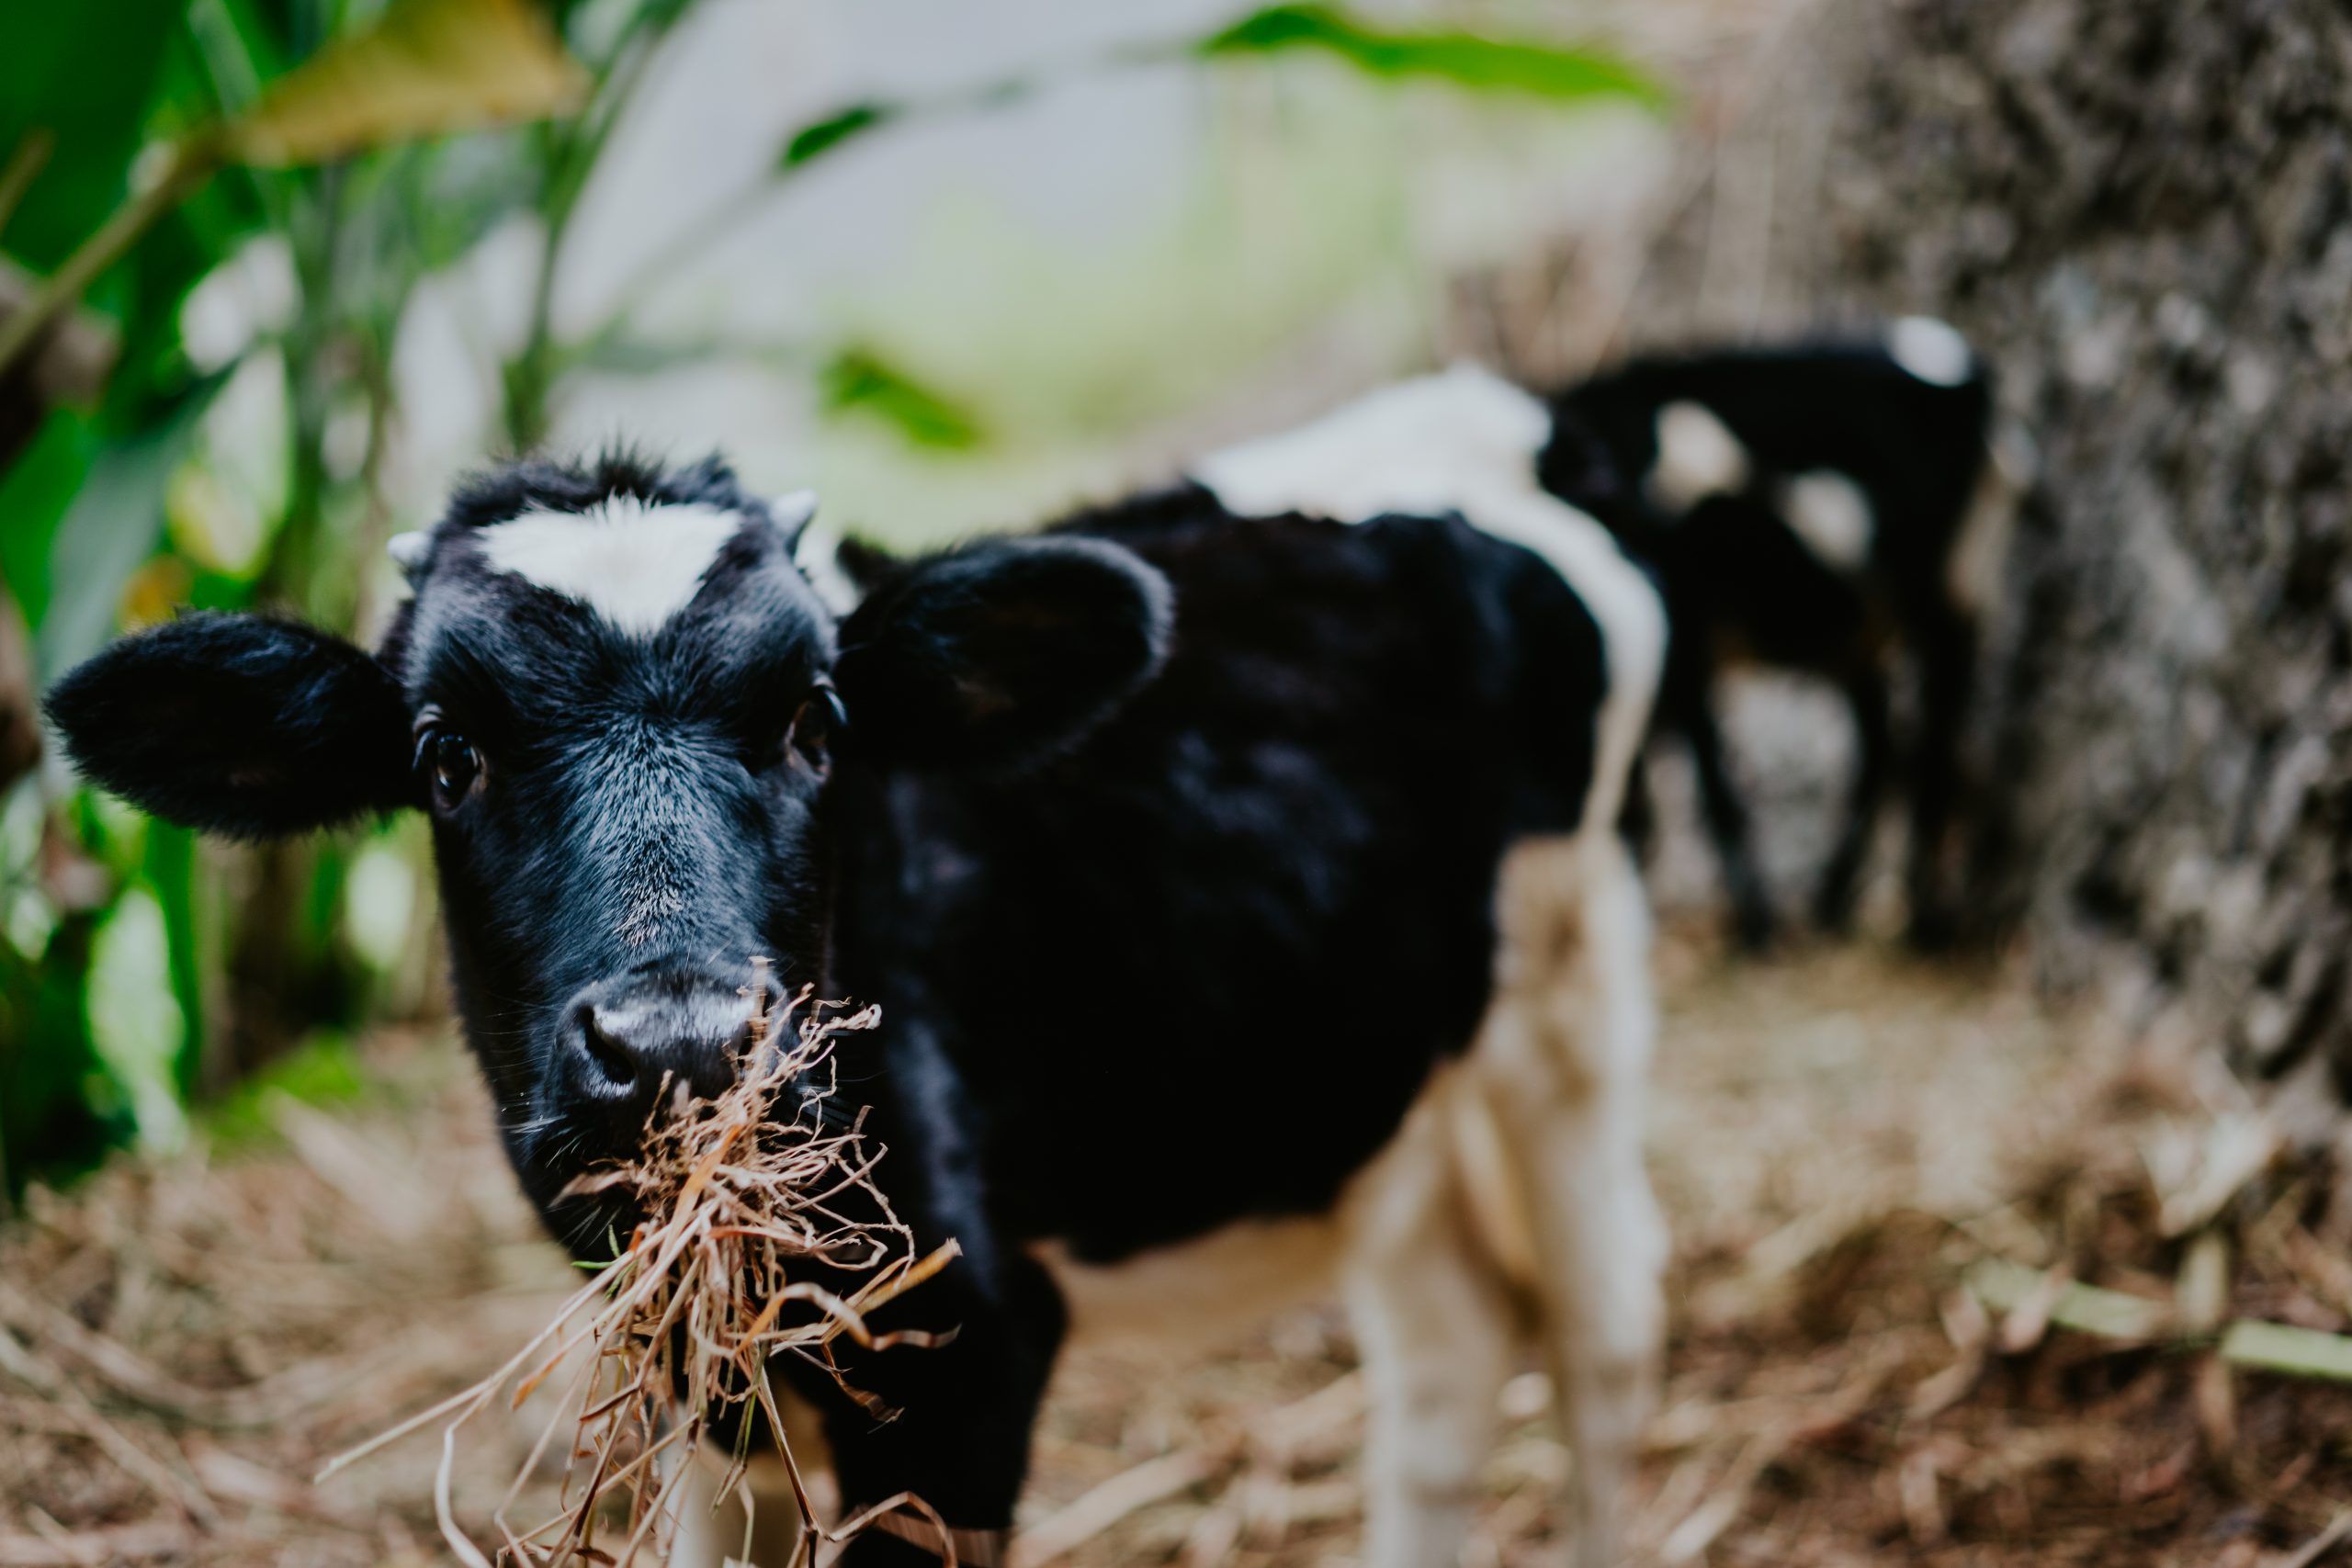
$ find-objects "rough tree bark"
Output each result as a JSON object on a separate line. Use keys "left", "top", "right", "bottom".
{"left": 1601, "top": 0, "right": 2352, "bottom": 1128}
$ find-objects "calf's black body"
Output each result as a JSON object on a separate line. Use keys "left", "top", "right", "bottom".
{"left": 787, "top": 491, "right": 1609, "bottom": 1549}
{"left": 45, "top": 461, "right": 1614, "bottom": 1562}
{"left": 845, "top": 490, "right": 1603, "bottom": 1260}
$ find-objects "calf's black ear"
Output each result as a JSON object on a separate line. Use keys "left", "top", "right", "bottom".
{"left": 832, "top": 536, "right": 1172, "bottom": 773}
{"left": 44, "top": 613, "right": 416, "bottom": 839}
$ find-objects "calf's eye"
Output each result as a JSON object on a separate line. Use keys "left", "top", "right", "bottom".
{"left": 416, "top": 728, "right": 482, "bottom": 810}
{"left": 786, "top": 683, "right": 846, "bottom": 774}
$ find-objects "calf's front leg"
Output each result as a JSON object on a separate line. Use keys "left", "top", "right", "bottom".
{"left": 814, "top": 1254, "right": 1066, "bottom": 1568}
{"left": 669, "top": 1450, "right": 808, "bottom": 1568}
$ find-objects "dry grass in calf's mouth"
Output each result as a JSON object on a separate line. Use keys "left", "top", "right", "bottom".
{"left": 324, "top": 965, "right": 962, "bottom": 1566}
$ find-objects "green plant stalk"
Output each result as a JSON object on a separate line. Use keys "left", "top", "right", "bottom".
{"left": 260, "top": 163, "right": 347, "bottom": 615}
{"left": 0, "top": 130, "right": 58, "bottom": 244}
{"left": 227, "top": 161, "right": 351, "bottom": 1082}
{"left": 0, "top": 138, "right": 221, "bottom": 384}
{"left": 504, "top": 3, "right": 695, "bottom": 450}
{"left": 340, "top": 324, "right": 402, "bottom": 636}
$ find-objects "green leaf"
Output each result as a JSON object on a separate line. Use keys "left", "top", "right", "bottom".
{"left": 395, "top": 130, "right": 544, "bottom": 274}
{"left": 819, "top": 346, "right": 984, "bottom": 451}
{"left": 1197, "top": 4, "right": 1666, "bottom": 108}
{"left": 778, "top": 101, "right": 898, "bottom": 173}
{"left": 0, "top": 16, "right": 260, "bottom": 415}
{"left": 223, "top": 0, "right": 591, "bottom": 167}
{"left": 0, "top": 409, "right": 98, "bottom": 633}
{"left": 85, "top": 881, "right": 189, "bottom": 1150}
{"left": 33, "top": 374, "right": 223, "bottom": 682}
{"left": 196, "top": 1032, "right": 365, "bottom": 1152}
{"left": 142, "top": 820, "right": 205, "bottom": 1100}
{"left": 179, "top": 0, "right": 290, "bottom": 116}
{"left": 0, "top": 907, "right": 130, "bottom": 1199}
{"left": 0, "top": 0, "right": 182, "bottom": 271}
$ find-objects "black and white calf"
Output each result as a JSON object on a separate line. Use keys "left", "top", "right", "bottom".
{"left": 48, "top": 367, "right": 1666, "bottom": 1568}
{"left": 1537, "top": 319, "right": 2009, "bottom": 950}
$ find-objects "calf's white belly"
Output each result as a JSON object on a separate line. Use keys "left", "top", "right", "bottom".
{"left": 1036, "top": 828, "right": 1654, "bottom": 1350}
{"left": 1035, "top": 1063, "right": 1540, "bottom": 1350}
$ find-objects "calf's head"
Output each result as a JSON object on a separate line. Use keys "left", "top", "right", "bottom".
{"left": 46, "top": 456, "right": 1170, "bottom": 1239}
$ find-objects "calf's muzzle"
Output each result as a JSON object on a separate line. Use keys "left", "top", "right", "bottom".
{"left": 552, "top": 964, "right": 783, "bottom": 1148}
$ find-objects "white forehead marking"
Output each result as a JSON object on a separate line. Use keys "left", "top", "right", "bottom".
{"left": 1779, "top": 469, "right": 1874, "bottom": 572}
{"left": 1888, "top": 315, "right": 1974, "bottom": 387}
{"left": 1647, "top": 400, "right": 1750, "bottom": 513}
{"left": 475, "top": 496, "right": 746, "bottom": 635}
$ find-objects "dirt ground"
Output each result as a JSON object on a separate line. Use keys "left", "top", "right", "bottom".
{"left": 8, "top": 899, "right": 2352, "bottom": 1568}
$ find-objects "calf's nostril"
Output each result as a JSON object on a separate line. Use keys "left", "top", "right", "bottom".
{"left": 577, "top": 1003, "right": 639, "bottom": 1090}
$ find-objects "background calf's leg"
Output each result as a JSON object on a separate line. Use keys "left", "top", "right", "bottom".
{"left": 1905, "top": 606, "right": 1978, "bottom": 951}
{"left": 1814, "top": 661, "right": 1894, "bottom": 934}
{"left": 1682, "top": 700, "right": 1776, "bottom": 951}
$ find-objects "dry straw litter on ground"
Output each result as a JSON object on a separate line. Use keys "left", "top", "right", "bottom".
{"left": 6, "top": 927, "right": 2352, "bottom": 1566}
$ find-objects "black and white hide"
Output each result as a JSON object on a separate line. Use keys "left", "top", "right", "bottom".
{"left": 1540, "top": 319, "right": 2012, "bottom": 950}
{"left": 48, "top": 370, "right": 1668, "bottom": 1568}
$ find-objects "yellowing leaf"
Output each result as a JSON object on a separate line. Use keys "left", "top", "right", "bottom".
{"left": 224, "top": 0, "right": 588, "bottom": 168}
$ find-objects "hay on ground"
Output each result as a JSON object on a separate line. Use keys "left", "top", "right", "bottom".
{"left": 6, "top": 934, "right": 2352, "bottom": 1565}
